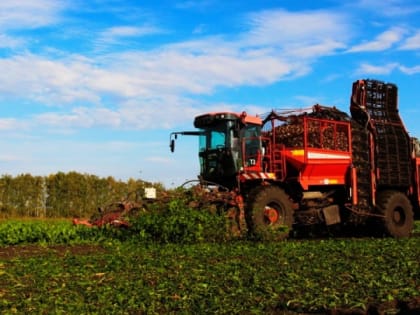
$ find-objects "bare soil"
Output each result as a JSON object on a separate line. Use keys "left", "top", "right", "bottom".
{"left": 0, "top": 244, "right": 106, "bottom": 260}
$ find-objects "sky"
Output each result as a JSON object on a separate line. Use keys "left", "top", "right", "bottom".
{"left": 0, "top": 0, "right": 419, "bottom": 187}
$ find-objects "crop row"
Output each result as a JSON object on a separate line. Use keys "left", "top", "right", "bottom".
{"left": 0, "top": 220, "right": 102, "bottom": 245}
{"left": 0, "top": 197, "right": 232, "bottom": 246}
{"left": 0, "top": 219, "right": 419, "bottom": 314}
{"left": 1, "top": 237, "right": 419, "bottom": 314}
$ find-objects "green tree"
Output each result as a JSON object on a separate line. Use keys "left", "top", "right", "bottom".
{"left": 10, "top": 174, "right": 45, "bottom": 217}
{"left": 0, "top": 171, "right": 162, "bottom": 218}
{"left": 0, "top": 175, "right": 14, "bottom": 217}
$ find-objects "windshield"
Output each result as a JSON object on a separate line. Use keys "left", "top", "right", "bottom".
{"left": 199, "top": 129, "right": 226, "bottom": 151}
{"left": 199, "top": 123, "right": 232, "bottom": 152}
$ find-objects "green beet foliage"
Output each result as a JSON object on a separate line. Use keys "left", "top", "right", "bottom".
{"left": 0, "top": 218, "right": 419, "bottom": 313}
{"left": 1, "top": 236, "right": 419, "bottom": 314}
{"left": 129, "top": 198, "right": 228, "bottom": 244}
{"left": 0, "top": 193, "right": 231, "bottom": 245}
{"left": 0, "top": 220, "right": 103, "bottom": 245}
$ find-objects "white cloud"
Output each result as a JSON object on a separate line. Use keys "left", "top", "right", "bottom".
{"left": 284, "top": 40, "right": 346, "bottom": 59}
{"left": 355, "top": 62, "right": 399, "bottom": 75}
{"left": 0, "top": 54, "right": 99, "bottom": 104}
{"left": 244, "top": 9, "right": 349, "bottom": 49}
{"left": 251, "top": 10, "right": 346, "bottom": 40}
{"left": 351, "top": 0, "right": 420, "bottom": 16}
{"left": 0, "top": 118, "right": 27, "bottom": 131}
{"left": 0, "top": 43, "right": 297, "bottom": 109}
{"left": 347, "top": 27, "right": 405, "bottom": 52}
{"left": 0, "top": 33, "right": 25, "bottom": 49}
{"left": 96, "top": 25, "right": 163, "bottom": 49}
{"left": 33, "top": 95, "right": 201, "bottom": 131}
{"left": 103, "top": 26, "right": 159, "bottom": 38}
{"left": 0, "top": 8, "right": 353, "bottom": 132}
{"left": 0, "top": 0, "right": 64, "bottom": 30}
{"left": 354, "top": 62, "right": 420, "bottom": 75}
{"left": 399, "top": 30, "right": 420, "bottom": 50}
{"left": 399, "top": 64, "right": 420, "bottom": 74}
{"left": 0, "top": 3, "right": 418, "bottom": 185}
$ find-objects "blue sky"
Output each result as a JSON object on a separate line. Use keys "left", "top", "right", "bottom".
{"left": 0, "top": 0, "right": 419, "bottom": 187}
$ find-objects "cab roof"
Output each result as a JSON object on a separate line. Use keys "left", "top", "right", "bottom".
{"left": 194, "top": 111, "right": 262, "bottom": 128}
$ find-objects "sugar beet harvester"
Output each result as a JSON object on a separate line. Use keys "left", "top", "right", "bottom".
{"left": 170, "top": 79, "right": 420, "bottom": 239}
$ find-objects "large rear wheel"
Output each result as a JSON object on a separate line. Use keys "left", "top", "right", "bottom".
{"left": 246, "top": 186, "right": 294, "bottom": 240}
{"left": 377, "top": 191, "right": 414, "bottom": 238}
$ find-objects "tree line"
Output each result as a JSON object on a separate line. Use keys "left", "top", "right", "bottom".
{"left": 0, "top": 172, "right": 162, "bottom": 218}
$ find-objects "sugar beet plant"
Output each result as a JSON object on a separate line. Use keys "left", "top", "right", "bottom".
{"left": 1, "top": 236, "right": 419, "bottom": 314}
{"left": 0, "top": 220, "right": 103, "bottom": 246}
{"left": 129, "top": 196, "right": 230, "bottom": 244}
{"left": 0, "top": 212, "right": 419, "bottom": 314}
{"left": 0, "top": 192, "right": 232, "bottom": 246}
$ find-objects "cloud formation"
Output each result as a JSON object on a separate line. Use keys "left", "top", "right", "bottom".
{"left": 0, "top": 1, "right": 419, "bottom": 184}
{"left": 0, "top": 7, "right": 356, "bottom": 132}
{"left": 399, "top": 30, "right": 420, "bottom": 50}
{"left": 347, "top": 27, "right": 405, "bottom": 52}
{"left": 0, "top": 0, "right": 63, "bottom": 30}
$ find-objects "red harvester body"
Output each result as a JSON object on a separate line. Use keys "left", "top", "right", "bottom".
{"left": 170, "top": 79, "right": 420, "bottom": 238}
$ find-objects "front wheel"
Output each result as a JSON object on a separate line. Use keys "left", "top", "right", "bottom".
{"left": 377, "top": 191, "right": 414, "bottom": 238}
{"left": 246, "top": 186, "right": 294, "bottom": 240}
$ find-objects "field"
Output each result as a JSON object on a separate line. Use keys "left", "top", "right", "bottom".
{"left": 0, "top": 219, "right": 419, "bottom": 314}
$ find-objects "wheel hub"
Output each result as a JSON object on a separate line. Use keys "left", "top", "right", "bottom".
{"left": 393, "top": 209, "right": 403, "bottom": 224}
{"left": 393, "top": 211, "right": 400, "bottom": 222}
{"left": 264, "top": 207, "right": 279, "bottom": 224}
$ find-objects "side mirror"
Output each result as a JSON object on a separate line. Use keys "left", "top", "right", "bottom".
{"left": 169, "top": 131, "right": 199, "bottom": 152}
{"left": 170, "top": 139, "right": 175, "bottom": 152}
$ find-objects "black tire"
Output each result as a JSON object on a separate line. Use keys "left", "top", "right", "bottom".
{"left": 377, "top": 191, "right": 414, "bottom": 238}
{"left": 246, "top": 186, "right": 294, "bottom": 240}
